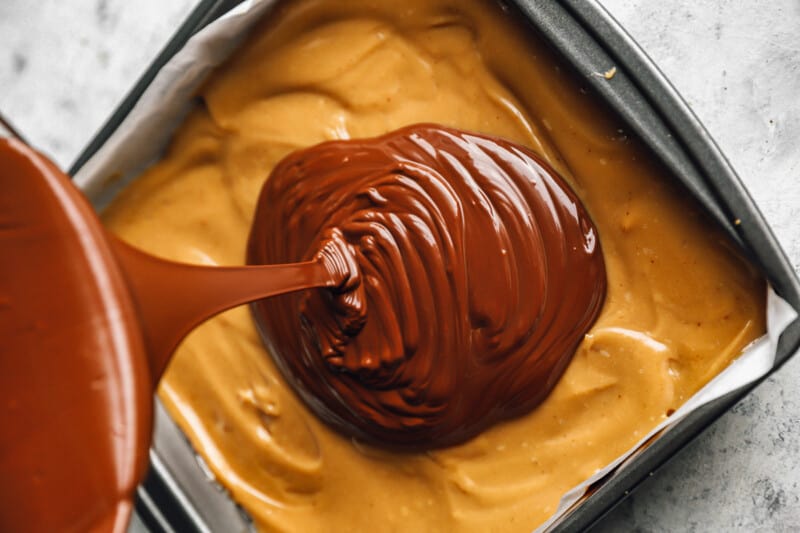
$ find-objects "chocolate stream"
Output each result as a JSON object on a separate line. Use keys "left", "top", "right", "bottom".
{"left": 109, "top": 237, "right": 342, "bottom": 380}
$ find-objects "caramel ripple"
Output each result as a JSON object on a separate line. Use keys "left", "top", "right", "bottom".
{"left": 248, "top": 124, "right": 606, "bottom": 447}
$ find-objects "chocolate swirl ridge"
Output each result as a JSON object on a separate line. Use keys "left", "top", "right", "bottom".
{"left": 248, "top": 124, "right": 606, "bottom": 448}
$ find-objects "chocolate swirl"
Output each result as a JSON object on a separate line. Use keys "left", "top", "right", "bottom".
{"left": 248, "top": 124, "right": 606, "bottom": 447}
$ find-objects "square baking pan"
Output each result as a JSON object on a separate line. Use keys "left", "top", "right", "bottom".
{"left": 69, "top": 1, "right": 800, "bottom": 531}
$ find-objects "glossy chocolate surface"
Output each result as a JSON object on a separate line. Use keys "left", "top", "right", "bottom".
{"left": 248, "top": 124, "right": 606, "bottom": 447}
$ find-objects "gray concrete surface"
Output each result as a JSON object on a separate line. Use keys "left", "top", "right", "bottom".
{"left": 1, "top": 0, "right": 798, "bottom": 531}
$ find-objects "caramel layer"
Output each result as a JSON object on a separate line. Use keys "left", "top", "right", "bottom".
{"left": 103, "top": 0, "right": 765, "bottom": 530}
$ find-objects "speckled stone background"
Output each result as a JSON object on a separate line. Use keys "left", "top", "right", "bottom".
{"left": 1, "top": 1, "right": 798, "bottom": 531}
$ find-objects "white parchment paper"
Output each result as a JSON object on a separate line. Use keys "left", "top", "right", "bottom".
{"left": 73, "top": 1, "right": 799, "bottom": 530}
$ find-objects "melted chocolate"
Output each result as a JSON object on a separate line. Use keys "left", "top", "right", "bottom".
{"left": 0, "top": 138, "right": 151, "bottom": 532}
{"left": 248, "top": 124, "right": 607, "bottom": 447}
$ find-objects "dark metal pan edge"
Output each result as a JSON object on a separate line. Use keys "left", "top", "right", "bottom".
{"left": 539, "top": 1, "right": 800, "bottom": 530}
{"left": 560, "top": 0, "right": 800, "bottom": 355}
